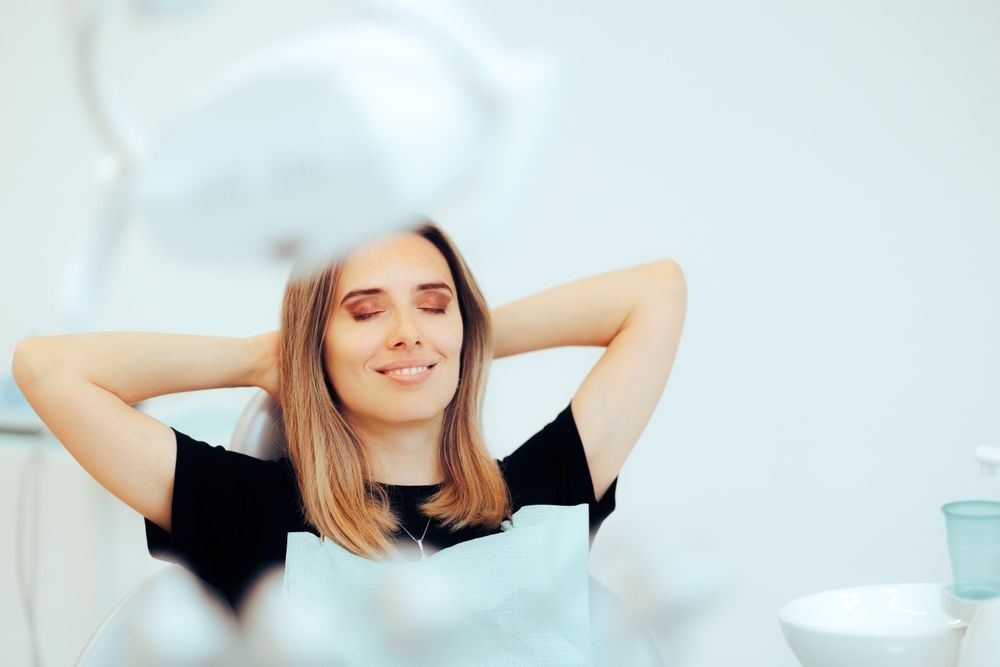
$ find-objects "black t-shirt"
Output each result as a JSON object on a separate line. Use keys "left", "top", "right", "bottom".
{"left": 144, "top": 401, "right": 618, "bottom": 613}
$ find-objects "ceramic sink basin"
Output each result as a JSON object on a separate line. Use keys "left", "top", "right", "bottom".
{"left": 778, "top": 583, "right": 967, "bottom": 667}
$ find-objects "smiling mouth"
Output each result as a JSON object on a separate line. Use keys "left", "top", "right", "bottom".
{"left": 377, "top": 363, "right": 438, "bottom": 377}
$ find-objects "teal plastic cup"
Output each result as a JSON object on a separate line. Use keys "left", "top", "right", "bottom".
{"left": 942, "top": 500, "right": 1000, "bottom": 600}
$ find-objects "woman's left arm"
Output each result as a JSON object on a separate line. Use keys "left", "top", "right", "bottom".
{"left": 491, "top": 259, "right": 687, "bottom": 501}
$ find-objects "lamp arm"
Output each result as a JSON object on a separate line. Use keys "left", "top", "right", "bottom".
{"left": 67, "top": 0, "right": 150, "bottom": 168}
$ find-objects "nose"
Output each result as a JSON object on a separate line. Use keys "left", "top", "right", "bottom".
{"left": 389, "top": 309, "right": 422, "bottom": 348}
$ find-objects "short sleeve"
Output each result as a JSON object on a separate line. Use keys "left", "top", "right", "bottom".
{"left": 143, "top": 428, "right": 299, "bottom": 611}
{"left": 499, "top": 401, "right": 618, "bottom": 542}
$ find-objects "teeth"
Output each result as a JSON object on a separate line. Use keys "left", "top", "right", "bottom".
{"left": 386, "top": 366, "right": 428, "bottom": 376}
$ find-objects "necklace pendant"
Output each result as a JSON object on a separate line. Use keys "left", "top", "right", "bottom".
{"left": 417, "top": 540, "right": 426, "bottom": 560}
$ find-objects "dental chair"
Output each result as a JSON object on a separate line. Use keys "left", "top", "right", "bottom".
{"left": 227, "top": 390, "right": 287, "bottom": 460}
{"left": 75, "top": 392, "right": 286, "bottom": 666}
{"left": 77, "top": 391, "right": 662, "bottom": 666}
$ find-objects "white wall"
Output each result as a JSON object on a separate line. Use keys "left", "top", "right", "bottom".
{"left": 2, "top": 0, "right": 999, "bottom": 665}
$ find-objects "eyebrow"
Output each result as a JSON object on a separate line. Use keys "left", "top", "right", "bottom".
{"left": 340, "top": 282, "right": 454, "bottom": 306}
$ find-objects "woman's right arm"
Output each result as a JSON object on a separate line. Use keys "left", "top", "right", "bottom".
{"left": 11, "top": 332, "right": 275, "bottom": 532}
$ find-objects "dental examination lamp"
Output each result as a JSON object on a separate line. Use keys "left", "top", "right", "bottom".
{"left": 66, "top": 0, "right": 565, "bottom": 318}
{"left": 0, "top": 0, "right": 565, "bottom": 432}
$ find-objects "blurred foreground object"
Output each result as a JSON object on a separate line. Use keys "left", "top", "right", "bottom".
{"left": 78, "top": 544, "right": 665, "bottom": 665}
{"left": 590, "top": 521, "right": 735, "bottom": 664}
{"left": 76, "top": 565, "right": 244, "bottom": 666}
{"left": 3, "top": 0, "right": 565, "bottom": 420}
{"left": 63, "top": 0, "right": 566, "bottom": 306}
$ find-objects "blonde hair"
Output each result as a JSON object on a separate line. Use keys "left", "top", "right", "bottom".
{"left": 277, "top": 220, "right": 511, "bottom": 559}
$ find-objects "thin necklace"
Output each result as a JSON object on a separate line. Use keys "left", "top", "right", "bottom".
{"left": 398, "top": 515, "right": 433, "bottom": 560}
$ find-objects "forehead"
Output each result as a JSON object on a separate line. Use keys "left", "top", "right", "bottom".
{"left": 334, "top": 233, "right": 453, "bottom": 299}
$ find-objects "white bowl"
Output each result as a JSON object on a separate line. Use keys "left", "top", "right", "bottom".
{"left": 778, "top": 583, "right": 967, "bottom": 667}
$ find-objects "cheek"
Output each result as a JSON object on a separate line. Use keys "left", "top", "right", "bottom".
{"left": 441, "top": 318, "right": 464, "bottom": 355}
{"left": 330, "top": 335, "right": 374, "bottom": 374}
{"left": 323, "top": 328, "right": 366, "bottom": 379}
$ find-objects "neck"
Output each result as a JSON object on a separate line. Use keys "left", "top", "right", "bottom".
{"left": 349, "top": 411, "right": 444, "bottom": 485}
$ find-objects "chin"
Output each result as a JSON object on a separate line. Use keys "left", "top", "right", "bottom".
{"left": 362, "top": 394, "right": 445, "bottom": 423}
{"left": 397, "top": 395, "right": 453, "bottom": 418}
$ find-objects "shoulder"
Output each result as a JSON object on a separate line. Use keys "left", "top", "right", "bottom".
{"left": 173, "top": 428, "right": 292, "bottom": 484}
{"left": 498, "top": 402, "right": 578, "bottom": 481}
{"left": 164, "top": 428, "right": 303, "bottom": 527}
{"left": 499, "top": 402, "right": 617, "bottom": 508}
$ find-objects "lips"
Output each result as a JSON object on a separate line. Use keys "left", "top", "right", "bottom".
{"left": 377, "top": 363, "right": 437, "bottom": 385}
{"left": 378, "top": 364, "right": 435, "bottom": 375}
{"left": 376, "top": 361, "right": 439, "bottom": 373}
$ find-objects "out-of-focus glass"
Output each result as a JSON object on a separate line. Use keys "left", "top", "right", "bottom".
{"left": 942, "top": 500, "right": 1000, "bottom": 600}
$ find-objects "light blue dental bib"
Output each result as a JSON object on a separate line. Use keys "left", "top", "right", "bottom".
{"left": 282, "top": 504, "right": 595, "bottom": 666}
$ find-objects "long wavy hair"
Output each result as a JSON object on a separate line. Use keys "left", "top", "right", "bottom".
{"left": 277, "top": 220, "right": 511, "bottom": 559}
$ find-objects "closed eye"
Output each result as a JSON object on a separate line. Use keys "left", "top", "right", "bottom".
{"left": 352, "top": 308, "right": 447, "bottom": 322}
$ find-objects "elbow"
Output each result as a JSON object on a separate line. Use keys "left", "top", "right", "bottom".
{"left": 648, "top": 259, "right": 687, "bottom": 299}
{"left": 12, "top": 338, "right": 46, "bottom": 390}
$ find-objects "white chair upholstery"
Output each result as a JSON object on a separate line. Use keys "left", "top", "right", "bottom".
{"left": 76, "top": 567, "right": 174, "bottom": 665}
{"left": 75, "top": 566, "right": 241, "bottom": 666}
{"left": 228, "top": 390, "right": 287, "bottom": 461}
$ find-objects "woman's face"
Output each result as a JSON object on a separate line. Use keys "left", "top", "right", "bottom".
{"left": 324, "top": 232, "right": 464, "bottom": 426}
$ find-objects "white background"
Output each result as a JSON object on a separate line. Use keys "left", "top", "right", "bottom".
{"left": 2, "top": 0, "right": 999, "bottom": 664}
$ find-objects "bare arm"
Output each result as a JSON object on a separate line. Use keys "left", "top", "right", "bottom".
{"left": 490, "top": 259, "right": 687, "bottom": 500}
{"left": 11, "top": 332, "right": 274, "bottom": 531}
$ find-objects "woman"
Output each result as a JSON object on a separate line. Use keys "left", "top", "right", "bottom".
{"left": 12, "top": 219, "right": 686, "bottom": 632}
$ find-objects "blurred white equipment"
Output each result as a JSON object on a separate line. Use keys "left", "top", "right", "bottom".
{"left": 780, "top": 445, "right": 1000, "bottom": 667}
{"left": 954, "top": 595, "right": 1000, "bottom": 667}
{"left": 975, "top": 446, "right": 1000, "bottom": 476}
{"left": 75, "top": 565, "right": 244, "bottom": 666}
{"left": 779, "top": 583, "right": 967, "bottom": 667}
{"left": 2, "top": 0, "right": 564, "bottom": 431}
{"left": 59, "top": 0, "right": 566, "bottom": 333}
